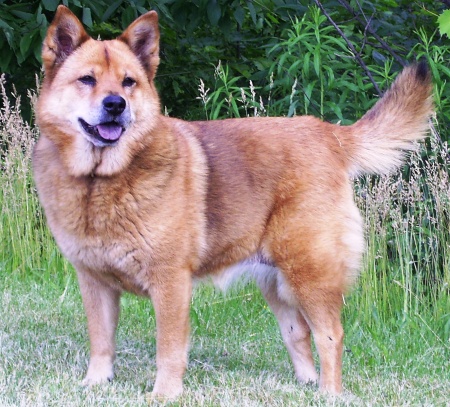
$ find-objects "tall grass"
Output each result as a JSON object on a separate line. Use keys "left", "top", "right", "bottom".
{"left": 0, "top": 76, "right": 68, "bottom": 283}
{"left": 350, "top": 136, "right": 450, "bottom": 337}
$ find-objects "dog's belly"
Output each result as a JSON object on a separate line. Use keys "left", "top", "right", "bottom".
{"left": 208, "top": 253, "right": 299, "bottom": 306}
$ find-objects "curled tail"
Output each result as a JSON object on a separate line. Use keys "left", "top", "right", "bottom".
{"left": 347, "top": 62, "right": 433, "bottom": 176}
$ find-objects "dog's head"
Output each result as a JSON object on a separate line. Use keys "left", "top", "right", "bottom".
{"left": 37, "top": 6, "right": 161, "bottom": 176}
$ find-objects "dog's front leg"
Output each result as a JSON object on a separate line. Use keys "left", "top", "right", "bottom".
{"left": 150, "top": 269, "right": 192, "bottom": 400}
{"left": 76, "top": 268, "right": 121, "bottom": 386}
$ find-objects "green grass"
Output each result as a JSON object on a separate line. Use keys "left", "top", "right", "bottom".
{"left": 1, "top": 60, "right": 449, "bottom": 405}
{"left": 0, "top": 275, "right": 449, "bottom": 406}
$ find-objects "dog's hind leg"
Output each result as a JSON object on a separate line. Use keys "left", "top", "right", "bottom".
{"left": 265, "top": 235, "right": 349, "bottom": 394}
{"left": 269, "top": 241, "right": 350, "bottom": 394}
{"left": 257, "top": 271, "right": 319, "bottom": 385}
{"left": 294, "top": 286, "right": 344, "bottom": 394}
{"left": 265, "top": 181, "right": 363, "bottom": 393}
{"left": 77, "top": 269, "right": 121, "bottom": 386}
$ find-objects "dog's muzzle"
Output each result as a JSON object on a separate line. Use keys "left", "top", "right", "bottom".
{"left": 79, "top": 95, "right": 129, "bottom": 147}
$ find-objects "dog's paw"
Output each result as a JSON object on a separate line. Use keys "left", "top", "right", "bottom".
{"left": 146, "top": 390, "right": 182, "bottom": 405}
{"left": 81, "top": 356, "right": 114, "bottom": 386}
{"left": 81, "top": 373, "right": 113, "bottom": 387}
{"left": 148, "top": 379, "right": 183, "bottom": 402}
{"left": 296, "top": 369, "right": 319, "bottom": 385}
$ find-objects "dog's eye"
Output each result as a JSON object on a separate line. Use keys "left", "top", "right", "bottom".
{"left": 78, "top": 75, "right": 96, "bottom": 86}
{"left": 122, "top": 77, "right": 136, "bottom": 87}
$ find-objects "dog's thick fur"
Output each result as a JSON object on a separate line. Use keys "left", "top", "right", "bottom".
{"left": 33, "top": 5, "right": 433, "bottom": 399}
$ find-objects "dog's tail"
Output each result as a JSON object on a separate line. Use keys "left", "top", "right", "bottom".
{"left": 346, "top": 62, "right": 433, "bottom": 177}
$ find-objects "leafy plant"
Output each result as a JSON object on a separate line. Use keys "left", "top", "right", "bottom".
{"left": 3, "top": 1, "right": 448, "bottom": 125}
{"left": 266, "top": 7, "right": 376, "bottom": 121}
{"left": 438, "top": 9, "right": 450, "bottom": 38}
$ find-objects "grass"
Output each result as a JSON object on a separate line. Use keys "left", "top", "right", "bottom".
{"left": 1, "top": 57, "right": 450, "bottom": 405}
{"left": 0, "top": 277, "right": 449, "bottom": 406}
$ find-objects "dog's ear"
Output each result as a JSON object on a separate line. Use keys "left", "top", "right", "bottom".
{"left": 42, "top": 5, "right": 90, "bottom": 78}
{"left": 118, "top": 11, "right": 160, "bottom": 82}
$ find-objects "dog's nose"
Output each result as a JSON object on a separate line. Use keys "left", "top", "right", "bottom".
{"left": 103, "top": 95, "right": 126, "bottom": 116}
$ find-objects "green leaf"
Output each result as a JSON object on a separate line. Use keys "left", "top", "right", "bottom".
{"left": 0, "top": 19, "right": 13, "bottom": 47}
{"left": 230, "top": 97, "right": 240, "bottom": 118}
{"left": 328, "top": 102, "right": 343, "bottom": 121}
{"left": 212, "top": 99, "right": 225, "bottom": 120}
{"left": 41, "top": 0, "right": 59, "bottom": 11}
{"left": 372, "top": 50, "right": 387, "bottom": 64}
{"left": 207, "top": 0, "right": 221, "bottom": 26}
{"left": 438, "top": 64, "right": 450, "bottom": 78}
{"left": 247, "top": 0, "right": 256, "bottom": 25}
{"left": 154, "top": 3, "right": 174, "bottom": 22}
{"left": 10, "top": 11, "right": 34, "bottom": 21}
{"left": 288, "top": 100, "right": 297, "bottom": 117}
{"left": 303, "top": 52, "right": 310, "bottom": 77}
{"left": 277, "top": 52, "right": 289, "bottom": 75}
{"left": 266, "top": 13, "right": 279, "bottom": 24}
{"left": 34, "top": 36, "right": 42, "bottom": 63}
{"left": 233, "top": 5, "right": 245, "bottom": 28}
{"left": 438, "top": 9, "right": 450, "bottom": 38}
{"left": 121, "top": 7, "right": 136, "bottom": 28}
{"left": 20, "top": 32, "right": 34, "bottom": 57}
{"left": 102, "top": 0, "right": 123, "bottom": 22}
{"left": 287, "top": 59, "right": 302, "bottom": 76}
{"left": 82, "top": 8, "right": 93, "bottom": 28}
{"left": 0, "top": 47, "right": 12, "bottom": 71}
{"left": 313, "top": 44, "right": 321, "bottom": 77}
{"left": 136, "top": 6, "right": 148, "bottom": 15}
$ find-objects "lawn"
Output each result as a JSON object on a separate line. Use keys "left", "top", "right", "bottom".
{"left": 0, "top": 271, "right": 449, "bottom": 406}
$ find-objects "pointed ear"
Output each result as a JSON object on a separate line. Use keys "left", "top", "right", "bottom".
{"left": 42, "top": 5, "right": 90, "bottom": 77}
{"left": 118, "top": 11, "right": 160, "bottom": 81}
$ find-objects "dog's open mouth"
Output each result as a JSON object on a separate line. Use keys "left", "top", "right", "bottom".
{"left": 79, "top": 119, "right": 124, "bottom": 146}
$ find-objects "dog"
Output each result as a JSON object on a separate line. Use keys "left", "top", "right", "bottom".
{"left": 33, "top": 5, "right": 433, "bottom": 399}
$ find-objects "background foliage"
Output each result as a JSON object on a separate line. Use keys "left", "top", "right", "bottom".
{"left": 0, "top": 0, "right": 449, "bottom": 135}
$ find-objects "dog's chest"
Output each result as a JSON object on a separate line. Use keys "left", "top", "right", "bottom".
{"left": 45, "top": 177, "right": 159, "bottom": 285}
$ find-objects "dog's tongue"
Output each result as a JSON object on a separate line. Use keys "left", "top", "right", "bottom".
{"left": 96, "top": 123, "right": 123, "bottom": 141}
